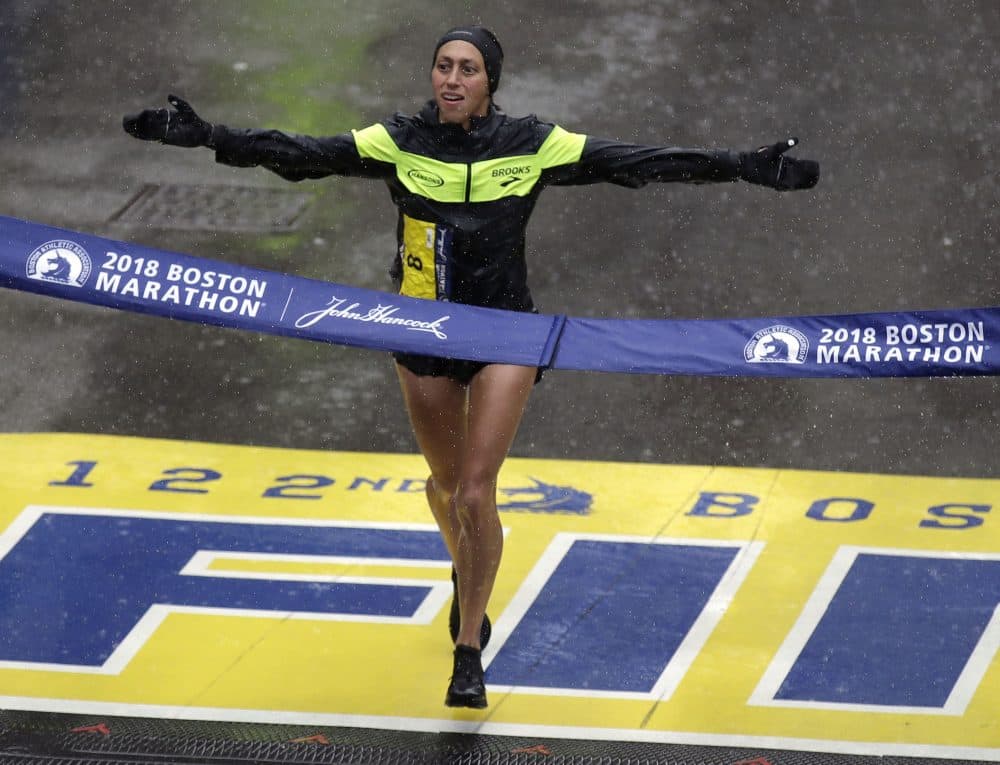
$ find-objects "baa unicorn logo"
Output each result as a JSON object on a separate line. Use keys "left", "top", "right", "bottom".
{"left": 744, "top": 325, "right": 809, "bottom": 364}
{"left": 26, "top": 240, "right": 92, "bottom": 288}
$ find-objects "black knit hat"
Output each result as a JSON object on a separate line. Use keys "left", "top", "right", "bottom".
{"left": 432, "top": 26, "right": 504, "bottom": 94}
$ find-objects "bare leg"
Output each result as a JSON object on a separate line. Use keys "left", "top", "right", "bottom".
{"left": 396, "top": 362, "right": 536, "bottom": 649}
{"left": 453, "top": 364, "right": 537, "bottom": 648}
{"left": 395, "top": 364, "right": 467, "bottom": 562}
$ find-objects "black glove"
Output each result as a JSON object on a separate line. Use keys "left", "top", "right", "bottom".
{"left": 122, "top": 94, "right": 214, "bottom": 148}
{"left": 739, "top": 138, "right": 819, "bottom": 191}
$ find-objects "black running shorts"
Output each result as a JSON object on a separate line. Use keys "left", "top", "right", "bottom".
{"left": 393, "top": 352, "right": 543, "bottom": 385}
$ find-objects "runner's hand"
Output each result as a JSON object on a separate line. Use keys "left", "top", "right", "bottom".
{"left": 739, "top": 138, "right": 819, "bottom": 190}
{"left": 122, "top": 95, "right": 214, "bottom": 147}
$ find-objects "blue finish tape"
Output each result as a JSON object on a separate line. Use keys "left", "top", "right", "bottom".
{"left": 2, "top": 215, "right": 998, "bottom": 377}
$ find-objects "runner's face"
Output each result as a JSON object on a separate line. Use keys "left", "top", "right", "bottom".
{"left": 432, "top": 41, "right": 490, "bottom": 129}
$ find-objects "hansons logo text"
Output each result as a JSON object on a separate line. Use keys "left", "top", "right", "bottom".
{"left": 94, "top": 254, "right": 266, "bottom": 318}
{"left": 816, "top": 322, "right": 987, "bottom": 365}
{"left": 407, "top": 169, "right": 445, "bottom": 188}
{"left": 296, "top": 297, "right": 450, "bottom": 340}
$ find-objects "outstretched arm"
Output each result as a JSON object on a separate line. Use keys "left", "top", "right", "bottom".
{"left": 122, "top": 95, "right": 390, "bottom": 182}
{"left": 544, "top": 131, "right": 819, "bottom": 191}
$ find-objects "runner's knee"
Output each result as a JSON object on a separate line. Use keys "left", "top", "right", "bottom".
{"left": 454, "top": 476, "right": 498, "bottom": 525}
{"left": 427, "top": 474, "right": 457, "bottom": 501}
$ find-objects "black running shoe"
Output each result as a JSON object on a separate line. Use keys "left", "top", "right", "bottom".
{"left": 445, "top": 644, "right": 487, "bottom": 708}
{"left": 449, "top": 567, "right": 492, "bottom": 649}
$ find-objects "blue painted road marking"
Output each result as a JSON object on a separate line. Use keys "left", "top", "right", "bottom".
{"left": 487, "top": 538, "right": 744, "bottom": 694}
{"left": 0, "top": 509, "right": 450, "bottom": 668}
{"left": 776, "top": 551, "right": 1000, "bottom": 709}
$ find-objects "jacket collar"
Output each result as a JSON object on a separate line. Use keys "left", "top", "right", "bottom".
{"left": 417, "top": 99, "right": 502, "bottom": 135}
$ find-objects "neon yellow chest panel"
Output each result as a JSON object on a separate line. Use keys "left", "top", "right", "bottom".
{"left": 352, "top": 122, "right": 586, "bottom": 301}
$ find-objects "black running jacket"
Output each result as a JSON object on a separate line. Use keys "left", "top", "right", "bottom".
{"left": 211, "top": 101, "right": 741, "bottom": 312}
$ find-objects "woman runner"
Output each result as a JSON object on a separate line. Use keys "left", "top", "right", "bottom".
{"left": 122, "top": 25, "right": 819, "bottom": 709}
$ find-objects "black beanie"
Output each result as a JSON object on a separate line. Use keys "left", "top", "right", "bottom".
{"left": 432, "top": 26, "right": 504, "bottom": 94}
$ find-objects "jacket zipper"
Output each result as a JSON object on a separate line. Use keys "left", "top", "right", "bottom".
{"left": 464, "top": 163, "right": 472, "bottom": 202}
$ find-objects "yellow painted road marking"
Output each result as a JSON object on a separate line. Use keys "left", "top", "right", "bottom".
{"left": 0, "top": 433, "right": 997, "bottom": 759}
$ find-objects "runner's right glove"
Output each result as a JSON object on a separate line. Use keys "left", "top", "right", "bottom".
{"left": 739, "top": 138, "right": 819, "bottom": 191}
{"left": 122, "top": 95, "right": 215, "bottom": 148}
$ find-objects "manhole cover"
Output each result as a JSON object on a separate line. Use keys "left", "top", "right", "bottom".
{"left": 112, "top": 183, "right": 312, "bottom": 232}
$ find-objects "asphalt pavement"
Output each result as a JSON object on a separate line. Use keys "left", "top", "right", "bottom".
{"left": 1, "top": 0, "right": 998, "bottom": 477}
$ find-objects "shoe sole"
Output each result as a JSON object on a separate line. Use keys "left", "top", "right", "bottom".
{"left": 445, "top": 691, "right": 488, "bottom": 709}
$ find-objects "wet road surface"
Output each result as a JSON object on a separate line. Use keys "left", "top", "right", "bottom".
{"left": 1, "top": 0, "right": 998, "bottom": 477}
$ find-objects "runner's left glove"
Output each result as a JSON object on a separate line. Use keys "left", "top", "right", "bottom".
{"left": 739, "top": 138, "right": 819, "bottom": 191}
{"left": 122, "top": 95, "right": 214, "bottom": 148}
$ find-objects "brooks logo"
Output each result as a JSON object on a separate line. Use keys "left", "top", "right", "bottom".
{"left": 492, "top": 165, "right": 531, "bottom": 178}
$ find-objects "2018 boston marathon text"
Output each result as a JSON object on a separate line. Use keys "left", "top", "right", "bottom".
{"left": 96, "top": 250, "right": 267, "bottom": 317}
{"left": 816, "top": 323, "right": 988, "bottom": 365}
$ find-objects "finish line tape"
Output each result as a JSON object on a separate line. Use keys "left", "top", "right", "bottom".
{"left": 2, "top": 215, "right": 997, "bottom": 378}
